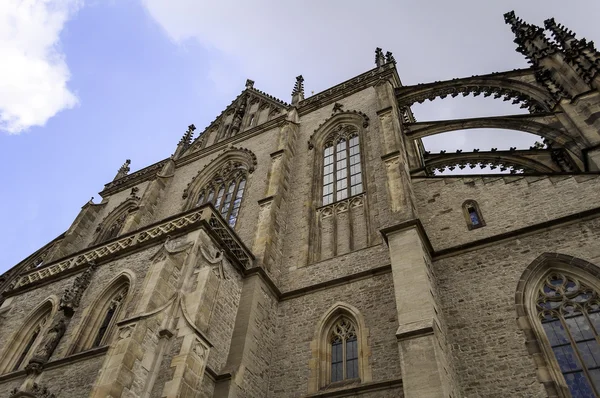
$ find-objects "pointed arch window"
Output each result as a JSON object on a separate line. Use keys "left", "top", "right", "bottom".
{"left": 462, "top": 200, "right": 485, "bottom": 230}
{"left": 0, "top": 300, "right": 53, "bottom": 374}
{"left": 92, "top": 286, "right": 128, "bottom": 348}
{"left": 537, "top": 272, "right": 600, "bottom": 396}
{"left": 330, "top": 317, "right": 359, "bottom": 383}
{"left": 195, "top": 167, "right": 247, "bottom": 227}
{"left": 322, "top": 131, "right": 363, "bottom": 206}
{"left": 71, "top": 279, "right": 130, "bottom": 353}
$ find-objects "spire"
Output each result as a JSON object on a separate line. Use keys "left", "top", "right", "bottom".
{"left": 504, "top": 11, "right": 556, "bottom": 65}
{"left": 291, "top": 75, "right": 304, "bottom": 105}
{"left": 544, "top": 18, "right": 578, "bottom": 51}
{"left": 114, "top": 159, "right": 130, "bottom": 181}
{"left": 173, "top": 124, "right": 196, "bottom": 160}
{"left": 375, "top": 47, "right": 385, "bottom": 67}
{"left": 544, "top": 18, "right": 600, "bottom": 85}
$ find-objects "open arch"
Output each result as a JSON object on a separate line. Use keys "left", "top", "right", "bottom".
{"left": 0, "top": 296, "right": 58, "bottom": 373}
{"left": 93, "top": 198, "right": 139, "bottom": 245}
{"left": 516, "top": 253, "right": 600, "bottom": 397}
{"left": 404, "top": 114, "right": 582, "bottom": 155}
{"left": 395, "top": 69, "right": 555, "bottom": 113}
{"left": 68, "top": 271, "right": 134, "bottom": 354}
{"left": 308, "top": 302, "right": 372, "bottom": 392}
{"left": 422, "top": 150, "right": 559, "bottom": 174}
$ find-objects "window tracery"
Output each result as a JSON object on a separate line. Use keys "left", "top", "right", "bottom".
{"left": 322, "top": 126, "right": 363, "bottom": 206}
{"left": 537, "top": 272, "right": 600, "bottom": 396}
{"left": 195, "top": 161, "right": 247, "bottom": 227}
{"left": 330, "top": 317, "right": 359, "bottom": 383}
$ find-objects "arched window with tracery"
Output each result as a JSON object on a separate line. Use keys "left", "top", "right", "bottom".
{"left": 330, "top": 317, "right": 359, "bottom": 383}
{"left": 195, "top": 163, "right": 247, "bottom": 227}
{"left": 70, "top": 276, "right": 130, "bottom": 353}
{"left": 322, "top": 128, "right": 363, "bottom": 206}
{"left": 536, "top": 272, "right": 600, "bottom": 396}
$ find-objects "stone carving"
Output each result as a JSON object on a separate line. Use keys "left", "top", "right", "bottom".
{"left": 332, "top": 102, "right": 343, "bottom": 114}
{"left": 114, "top": 159, "right": 131, "bottom": 181}
{"left": 375, "top": 47, "right": 385, "bottom": 67}
{"left": 27, "top": 315, "right": 67, "bottom": 369}
{"left": 118, "top": 324, "right": 135, "bottom": 340}
{"left": 102, "top": 160, "right": 168, "bottom": 195}
{"left": 60, "top": 262, "right": 97, "bottom": 315}
{"left": 245, "top": 79, "right": 255, "bottom": 89}
{"left": 10, "top": 383, "right": 55, "bottom": 398}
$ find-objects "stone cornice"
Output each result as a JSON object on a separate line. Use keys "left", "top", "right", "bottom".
{"left": 298, "top": 63, "right": 400, "bottom": 116}
{"left": 3, "top": 204, "right": 254, "bottom": 296}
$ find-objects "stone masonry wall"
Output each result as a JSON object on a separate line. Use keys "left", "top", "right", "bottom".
{"left": 414, "top": 174, "right": 600, "bottom": 251}
{"left": 269, "top": 273, "right": 400, "bottom": 397}
{"left": 434, "top": 217, "right": 600, "bottom": 398}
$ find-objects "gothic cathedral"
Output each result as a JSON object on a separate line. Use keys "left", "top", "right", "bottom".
{"left": 2, "top": 11, "right": 600, "bottom": 398}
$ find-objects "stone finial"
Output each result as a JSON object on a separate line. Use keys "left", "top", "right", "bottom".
{"left": 114, "top": 159, "right": 131, "bottom": 181}
{"left": 173, "top": 124, "right": 196, "bottom": 160}
{"left": 245, "top": 79, "right": 255, "bottom": 89}
{"left": 385, "top": 51, "right": 396, "bottom": 64}
{"left": 375, "top": 47, "right": 385, "bottom": 67}
{"left": 291, "top": 75, "right": 305, "bottom": 105}
{"left": 332, "top": 102, "right": 344, "bottom": 114}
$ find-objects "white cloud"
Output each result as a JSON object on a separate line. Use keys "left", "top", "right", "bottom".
{"left": 0, "top": 0, "right": 81, "bottom": 134}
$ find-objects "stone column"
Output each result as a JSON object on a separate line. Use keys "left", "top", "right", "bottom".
{"left": 383, "top": 224, "right": 446, "bottom": 398}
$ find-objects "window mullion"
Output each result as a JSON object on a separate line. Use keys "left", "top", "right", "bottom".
{"left": 560, "top": 314, "right": 599, "bottom": 395}
{"left": 345, "top": 141, "right": 351, "bottom": 199}
{"left": 228, "top": 179, "right": 240, "bottom": 222}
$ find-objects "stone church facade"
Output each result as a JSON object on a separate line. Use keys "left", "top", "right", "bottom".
{"left": 2, "top": 11, "right": 600, "bottom": 398}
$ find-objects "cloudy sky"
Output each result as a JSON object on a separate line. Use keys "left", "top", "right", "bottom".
{"left": 1, "top": 0, "right": 599, "bottom": 273}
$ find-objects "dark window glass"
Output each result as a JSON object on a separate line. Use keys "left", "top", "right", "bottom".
{"left": 93, "top": 306, "right": 116, "bottom": 348}
{"left": 468, "top": 207, "right": 480, "bottom": 225}
{"left": 331, "top": 338, "right": 343, "bottom": 382}
{"left": 538, "top": 273, "right": 600, "bottom": 396}
{"left": 13, "top": 329, "right": 40, "bottom": 371}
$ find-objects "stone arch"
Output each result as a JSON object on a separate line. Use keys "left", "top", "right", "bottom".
{"left": 423, "top": 152, "right": 558, "bottom": 174}
{"left": 462, "top": 199, "right": 486, "bottom": 230}
{"left": 404, "top": 116, "right": 582, "bottom": 155}
{"left": 308, "top": 302, "right": 372, "bottom": 392}
{"left": 93, "top": 197, "right": 140, "bottom": 245}
{"left": 0, "top": 295, "right": 58, "bottom": 373}
{"left": 308, "top": 112, "right": 369, "bottom": 151}
{"left": 515, "top": 253, "right": 600, "bottom": 398}
{"left": 181, "top": 146, "right": 257, "bottom": 211}
{"left": 68, "top": 270, "right": 134, "bottom": 354}
{"left": 395, "top": 72, "right": 555, "bottom": 113}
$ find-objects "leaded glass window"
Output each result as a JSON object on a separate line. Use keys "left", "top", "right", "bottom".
{"left": 537, "top": 272, "right": 600, "bottom": 397}
{"left": 322, "top": 133, "right": 362, "bottom": 206}
{"left": 196, "top": 168, "right": 247, "bottom": 227}
{"left": 330, "top": 318, "right": 359, "bottom": 383}
{"left": 463, "top": 200, "right": 485, "bottom": 230}
{"left": 13, "top": 328, "right": 40, "bottom": 371}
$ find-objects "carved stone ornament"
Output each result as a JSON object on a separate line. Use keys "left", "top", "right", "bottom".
{"left": 10, "top": 383, "right": 55, "bottom": 398}
{"left": 27, "top": 313, "right": 68, "bottom": 370}
{"left": 59, "top": 262, "right": 97, "bottom": 315}
{"left": 118, "top": 324, "right": 135, "bottom": 340}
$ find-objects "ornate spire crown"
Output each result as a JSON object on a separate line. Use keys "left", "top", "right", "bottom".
{"left": 114, "top": 159, "right": 131, "bottom": 181}
{"left": 291, "top": 75, "right": 305, "bottom": 105}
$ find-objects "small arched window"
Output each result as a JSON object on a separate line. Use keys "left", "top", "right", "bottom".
{"left": 536, "top": 272, "right": 600, "bottom": 396}
{"left": 322, "top": 131, "right": 363, "bottom": 206}
{"left": 195, "top": 169, "right": 247, "bottom": 227}
{"left": 330, "top": 317, "right": 359, "bottom": 383}
{"left": 462, "top": 200, "right": 485, "bottom": 230}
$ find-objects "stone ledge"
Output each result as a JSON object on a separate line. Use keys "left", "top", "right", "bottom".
{"left": 304, "top": 378, "right": 403, "bottom": 397}
{"left": 396, "top": 320, "right": 434, "bottom": 341}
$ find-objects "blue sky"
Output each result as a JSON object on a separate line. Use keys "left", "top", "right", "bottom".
{"left": 1, "top": 0, "right": 599, "bottom": 273}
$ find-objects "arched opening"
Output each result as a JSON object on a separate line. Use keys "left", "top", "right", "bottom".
{"left": 0, "top": 297, "right": 56, "bottom": 373}
{"left": 516, "top": 253, "right": 600, "bottom": 397}
{"left": 69, "top": 273, "right": 132, "bottom": 354}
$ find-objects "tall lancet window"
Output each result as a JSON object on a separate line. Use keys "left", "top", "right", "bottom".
{"left": 322, "top": 131, "right": 362, "bottom": 206}
{"left": 92, "top": 286, "right": 128, "bottom": 348}
{"left": 537, "top": 272, "right": 600, "bottom": 396}
{"left": 330, "top": 317, "right": 359, "bottom": 383}
{"left": 195, "top": 163, "right": 247, "bottom": 227}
